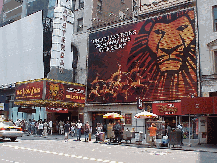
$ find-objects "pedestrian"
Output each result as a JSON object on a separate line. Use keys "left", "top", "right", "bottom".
{"left": 76, "top": 120, "right": 82, "bottom": 141}
{"left": 84, "top": 121, "right": 90, "bottom": 142}
{"left": 59, "top": 120, "right": 64, "bottom": 135}
{"left": 49, "top": 120, "right": 53, "bottom": 135}
{"left": 71, "top": 123, "right": 75, "bottom": 137}
{"left": 113, "top": 120, "right": 122, "bottom": 144}
{"left": 35, "top": 120, "right": 39, "bottom": 135}
{"left": 15, "top": 119, "right": 20, "bottom": 127}
{"left": 38, "top": 121, "right": 43, "bottom": 136}
{"left": 28, "top": 119, "right": 32, "bottom": 134}
{"left": 43, "top": 121, "right": 48, "bottom": 136}
{"left": 148, "top": 123, "right": 158, "bottom": 147}
{"left": 177, "top": 124, "right": 184, "bottom": 145}
{"left": 64, "top": 121, "right": 70, "bottom": 140}
{"left": 31, "top": 120, "right": 35, "bottom": 135}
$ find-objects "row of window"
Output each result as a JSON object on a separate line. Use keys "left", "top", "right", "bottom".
{"left": 72, "top": 0, "right": 84, "bottom": 11}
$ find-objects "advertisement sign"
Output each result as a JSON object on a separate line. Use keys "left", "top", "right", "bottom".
{"left": 15, "top": 79, "right": 86, "bottom": 105}
{"left": 15, "top": 81, "right": 44, "bottom": 101}
{"left": 87, "top": 8, "right": 197, "bottom": 104}
{"left": 152, "top": 102, "right": 182, "bottom": 115}
{"left": 51, "top": 6, "right": 74, "bottom": 73}
{"left": 46, "top": 107, "right": 68, "bottom": 113}
{"left": 45, "top": 81, "right": 85, "bottom": 103}
{"left": 64, "top": 84, "right": 86, "bottom": 103}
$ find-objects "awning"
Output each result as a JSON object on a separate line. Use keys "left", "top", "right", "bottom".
{"left": 181, "top": 97, "right": 214, "bottom": 114}
{"left": 14, "top": 78, "right": 86, "bottom": 108}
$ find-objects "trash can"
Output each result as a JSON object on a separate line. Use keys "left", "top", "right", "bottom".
{"left": 169, "top": 129, "right": 182, "bottom": 147}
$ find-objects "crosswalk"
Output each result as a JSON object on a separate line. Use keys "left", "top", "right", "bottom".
{"left": 1, "top": 144, "right": 124, "bottom": 163}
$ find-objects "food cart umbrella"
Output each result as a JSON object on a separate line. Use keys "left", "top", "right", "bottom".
{"left": 103, "top": 112, "right": 124, "bottom": 119}
{"left": 134, "top": 111, "right": 158, "bottom": 119}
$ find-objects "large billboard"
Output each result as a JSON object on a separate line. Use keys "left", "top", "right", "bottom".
{"left": 87, "top": 8, "right": 198, "bottom": 104}
{"left": 0, "top": 11, "right": 43, "bottom": 85}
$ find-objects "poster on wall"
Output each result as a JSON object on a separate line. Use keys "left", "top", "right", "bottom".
{"left": 125, "top": 113, "right": 132, "bottom": 125}
{"left": 87, "top": 8, "right": 197, "bottom": 104}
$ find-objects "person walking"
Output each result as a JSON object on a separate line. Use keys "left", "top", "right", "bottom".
{"left": 59, "top": 120, "right": 64, "bottom": 135}
{"left": 84, "top": 121, "right": 90, "bottom": 142}
{"left": 113, "top": 120, "right": 122, "bottom": 144}
{"left": 64, "top": 121, "right": 70, "bottom": 140}
{"left": 43, "top": 121, "right": 48, "bottom": 136}
{"left": 76, "top": 120, "right": 82, "bottom": 141}
{"left": 49, "top": 121, "right": 53, "bottom": 135}
{"left": 38, "top": 121, "right": 43, "bottom": 137}
{"left": 148, "top": 123, "right": 158, "bottom": 147}
{"left": 71, "top": 123, "right": 75, "bottom": 137}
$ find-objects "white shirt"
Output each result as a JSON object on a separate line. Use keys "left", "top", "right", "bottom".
{"left": 76, "top": 122, "right": 82, "bottom": 129}
{"left": 49, "top": 121, "right": 52, "bottom": 127}
{"left": 38, "top": 124, "right": 43, "bottom": 129}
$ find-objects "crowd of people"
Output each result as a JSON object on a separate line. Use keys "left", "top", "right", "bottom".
{"left": 9, "top": 119, "right": 92, "bottom": 141}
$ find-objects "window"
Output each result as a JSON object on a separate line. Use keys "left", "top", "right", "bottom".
{"left": 215, "top": 51, "right": 217, "bottom": 72}
{"left": 72, "top": 0, "right": 76, "bottom": 11}
{"left": 213, "top": 6, "right": 217, "bottom": 32}
{"left": 97, "top": 0, "right": 102, "bottom": 11}
{"left": 79, "top": 0, "right": 84, "bottom": 9}
{"left": 77, "top": 18, "right": 83, "bottom": 32}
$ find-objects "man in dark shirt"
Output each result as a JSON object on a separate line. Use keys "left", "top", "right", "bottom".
{"left": 64, "top": 121, "right": 70, "bottom": 140}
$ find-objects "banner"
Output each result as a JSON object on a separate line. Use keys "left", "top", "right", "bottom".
{"left": 15, "top": 81, "right": 44, "bottom": 101}
{"left": 87, "top": 8, "right": 197, "bottom": 104}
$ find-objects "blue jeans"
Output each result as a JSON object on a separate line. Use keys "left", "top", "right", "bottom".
{"left": 77, "top": 128, "right": 81, "bottom": 140}
{"left": 84, "top": 132, "right": 89, "bottom": 141}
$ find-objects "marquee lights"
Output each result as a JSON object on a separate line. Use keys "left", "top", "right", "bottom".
{"left": 16, "top": 78, "right": 85, "bottom": 87}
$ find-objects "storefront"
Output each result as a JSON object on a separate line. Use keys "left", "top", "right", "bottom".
{"left": 13, "top": 78, "right": 85, "bottom": 125}
{"left": 181, "top": 97, "right": 217, "bottom": 144}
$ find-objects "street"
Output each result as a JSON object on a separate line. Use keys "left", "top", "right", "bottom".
{"left": 0, "top": 135, "right": 216, "bottom": 163}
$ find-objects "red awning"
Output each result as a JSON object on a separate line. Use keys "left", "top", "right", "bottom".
{"left": 181, "top": 97, "right": 214, "bottom": 114}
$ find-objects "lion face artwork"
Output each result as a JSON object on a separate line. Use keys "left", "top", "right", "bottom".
{"left": 127, "top": 9, "right": 197, "bottom": 100}
{"left": 46, "top": 82, "right": 65, "bottom": 101}
{"left": 148, "top": 16, "right": 194, "bottom": 72}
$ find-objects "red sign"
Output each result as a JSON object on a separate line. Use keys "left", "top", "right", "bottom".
{"left": 45, "top": 81, "right": 85, "bottom": 103}
{"left": 64, "top": 85, "right": 85, "bottom": 103}
{"left": 181, "top": 97, "right": 214, "bottom": 114}
{"left": 15, "top": 81, "right": 43, "bottom": 101}
{"left": 152, "top": 102, "right": 182, "bottom": 115}
{"left": 46, "top": 107, "right": 68, "bottom": 113}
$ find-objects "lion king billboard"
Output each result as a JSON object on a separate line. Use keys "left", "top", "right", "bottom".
{"left": 87, "top": 8, "right": 198, "bottom": 104}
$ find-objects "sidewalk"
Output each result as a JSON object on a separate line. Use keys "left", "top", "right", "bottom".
{"left": 22, "top": 133, "right": 217, "bottom": 153}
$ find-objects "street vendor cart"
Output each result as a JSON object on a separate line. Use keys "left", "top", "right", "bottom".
{"left": 103, "top": 113, "right": 124, "bottom": 143}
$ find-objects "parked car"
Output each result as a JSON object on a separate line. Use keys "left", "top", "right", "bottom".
{"left": 0, "top": 121, "right": 24, "bottom": 141}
